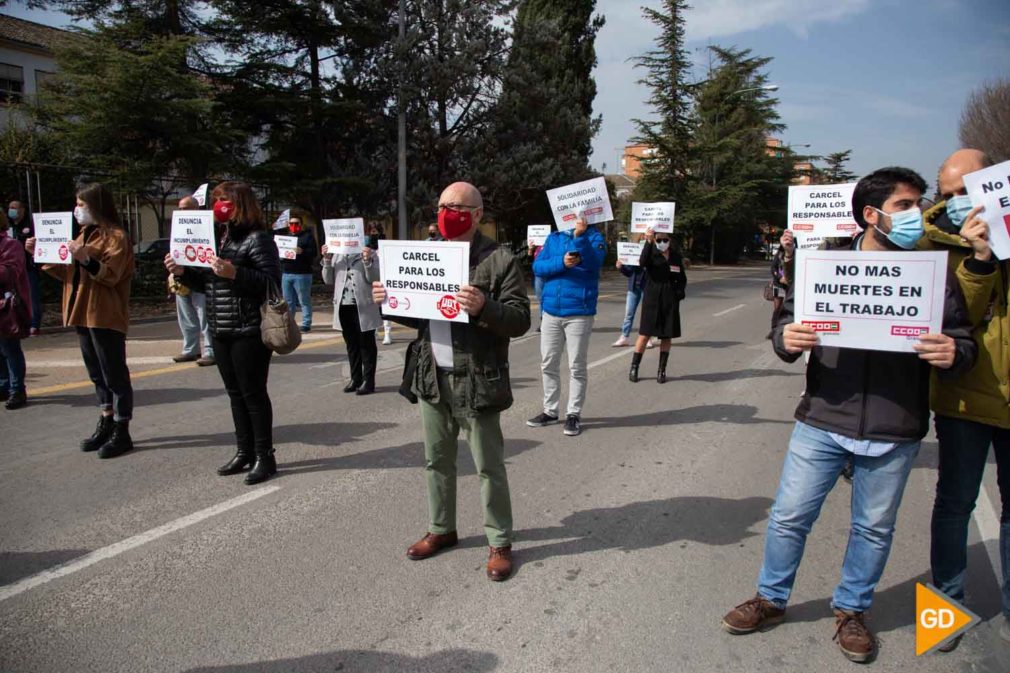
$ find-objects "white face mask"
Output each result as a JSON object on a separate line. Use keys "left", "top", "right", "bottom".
{"left": 656, "top": 240, "right": 670, "bottom": 252}
{"left": 74, "top": 205, "right": 94, "bottom": 226}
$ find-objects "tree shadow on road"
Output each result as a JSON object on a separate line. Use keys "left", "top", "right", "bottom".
{"left": 476, "top": 496, "right": 772, "bottom": 567}
{"left": 667, "top": 340, "right": 743, "bottom": 349}
{"left": 140, "top": 422, "right": 398, "bottom": 451}
{"left": 184, "top": 648, "right": 498, "bottom": 673}
{"left": 664, "top": 368, "right": 800, "bottom": 384}
{"left": 0, "top": 549, "right": 90, "bottom": 587}
{"left": 583, "top": 404, "right": 792, "bottom": 430}
{"left": 31, "top": 387, "right": 226, "bottom": 408}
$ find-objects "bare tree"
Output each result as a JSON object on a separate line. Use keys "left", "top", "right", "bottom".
{"left": 959, "top": 78, "right": 1010, "bottom": 163}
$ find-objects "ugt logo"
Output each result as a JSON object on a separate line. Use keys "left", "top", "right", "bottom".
{"left": 437, "top": 295, "right": 460, "bottom": 320}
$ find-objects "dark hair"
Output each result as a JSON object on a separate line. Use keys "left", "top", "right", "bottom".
{"left": 852, "top": 167, "right": 928, "bottom": 229}
{"left": 76, "top": 183, "right": 122, "bottom": 228}
{"left": 211, "top": 181, "right": 266, "bottom": 232}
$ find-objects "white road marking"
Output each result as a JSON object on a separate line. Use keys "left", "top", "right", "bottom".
{"left": 973, "top": 485, "right": 1003, "bottom": 585}
{"left": 26, "top": 356, "right": 175, "bottom": 368}
{"left": 0, "top": 486, "right": 281, "bottom": 603}
{"left": 712, "top": 304, "right": 747, "bottom": 317}
{"left": 587, "top": 349, "right": 633, "bottom": 371}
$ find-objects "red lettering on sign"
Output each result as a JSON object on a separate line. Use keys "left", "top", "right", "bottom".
{"left": 802, "top": 320, "right": 840, "bottom": 333}
{"left": 437, "top": 295, "right": 460, "bottom": 320}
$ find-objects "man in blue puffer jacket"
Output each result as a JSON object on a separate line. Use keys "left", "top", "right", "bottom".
{"left": 527, "top": 217, "right": 607, "bottom": 437}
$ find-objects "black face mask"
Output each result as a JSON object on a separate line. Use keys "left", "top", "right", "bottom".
{"left": 367, "top": 235, "right": 379, "bottom": 249}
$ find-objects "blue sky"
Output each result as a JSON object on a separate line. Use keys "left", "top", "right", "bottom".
{"left": 8, "top": 0, "right": 1010, "bottom": 191}
{"left": 592, "top": 0, "right": 1010, "bottom": 188}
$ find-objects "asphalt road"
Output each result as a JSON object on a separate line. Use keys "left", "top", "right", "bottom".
{"left": 0, "top": 265, "right": 1006, "bottom": 673}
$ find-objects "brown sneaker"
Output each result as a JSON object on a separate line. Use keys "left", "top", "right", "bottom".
{"left": 721, "top": 594, "right": 786, "bottom": 634}
{"left": 406, "top": 532, "right": 458, "bottom": 560}
{"left": 833, "top": 609, "right": 877, "bottom": 663}
{"left": 486, "top": 545, "right": 513, "bottom": 581}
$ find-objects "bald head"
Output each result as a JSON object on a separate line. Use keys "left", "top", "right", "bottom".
{"left": 939, "top": 149, "right": 990, "bottom": 200}
{"left": 438, "top": 182, "right": 483, "bottom": 239}
{"left": 178, "top": 196, "right": 198, "bottom": 210}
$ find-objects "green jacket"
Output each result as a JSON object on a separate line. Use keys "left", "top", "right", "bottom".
{"left": 919, "top": 201, "right": 1010, "bottom": 428}
{"left": 375, "top": 231, "right": 531, "bottom": 416}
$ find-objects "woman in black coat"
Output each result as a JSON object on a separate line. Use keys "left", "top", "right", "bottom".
{"left": 629, "top": 227, "right": 687, "bottom": 384}
{"left": 165, "top": 182, "right": 282, "bottom": 485}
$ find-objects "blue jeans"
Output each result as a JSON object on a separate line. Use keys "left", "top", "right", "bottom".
{"left": 757, "top": 421, "right": 920, "bottom": 612}
{"left": 931, "top": 415, "right": 1010, "bottom": 619}
{"left": 0, "top": 337, "right": 27, "bottom": 394}
{"left": 534, "top": 275, "right": 545, "bottom": 317}
{"left": 175, "top": 291, "right": 213, "bottom": 358}
{"left": 282, "top": 273, "right": 313, "bottom": 329}
{"left": 621, "top": 288, "right": 643, "bottom": 337}
{"left": 26, "top": 263, "right": 41, "bottom": 329}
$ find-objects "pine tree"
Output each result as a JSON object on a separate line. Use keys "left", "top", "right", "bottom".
{"left": 820, "top": 150, "right": 857, "bottom": 184}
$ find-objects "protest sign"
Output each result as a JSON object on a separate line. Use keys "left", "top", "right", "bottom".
{"left": 378, "top": 240, "right": 470, "bottom": 323}
{"left": 630, "top": 202, "right": 675, "bottom": 233}
{"left": 527, "top": 225, "right": 551, "bottom": 246}
{"left": 193, "top": 183, "right": 209, "bottom": 207}
{"left": 274, "top": 235, "right": 298, "bottom": 260}
{"left": 617, "top": 242, "right": 645, "bottom": 266}
{"left": 546, "top": 176, "right": 613, "bottom": 230}
{"left": 794, "top": 249, "right": 947, "bottom": 353}
{"left": 32, "top": 212, "right": 73, "bottom": 265}
{"left": 323, "top": 218, "right": 365, "bottom": 255}
{"left": 788, "top": 183, "right": 858, "bottom": 237}
{"left": 170, "top": 210, "right": 217, "bottom": 268}
{"left": 272, "top": 209, "right": 290, "bottom": 231}
{"left": 963, "top": 159, "right": 1010, "bottom": 260}
{"left": 793, "top": 232, "right": 852, "bottom": 251}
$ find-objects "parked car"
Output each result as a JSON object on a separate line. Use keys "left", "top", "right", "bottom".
{"left": 134, "top": 238, "right": 170, "bottom": 261}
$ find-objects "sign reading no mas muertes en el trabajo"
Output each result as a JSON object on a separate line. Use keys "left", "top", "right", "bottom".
{"left": 794, "top": 249, "right": 948, "bottom": 353}
{"left": 788, "top": 183, "right": 858, "bottom": 237}
{"left": 963, "top": 159, "right": 1010, "bottom": 261}
{"left": 378, "top": 240, "right": 471, "bottom": 323}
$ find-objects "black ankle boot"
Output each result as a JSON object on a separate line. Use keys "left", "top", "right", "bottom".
{"left": 217, "top": 448, "right": 255, "bottom": 476}
{"left": 629, "top": 351, "right": 643, "bottom": 382}
{"left": 343, "top": 380, "right": 362, "bottom": 393}
{"left": 81, "top": 416, "right": 114, "bottom": 452}
{"left": 356, "top": 380, "right": 375, "bottom": 395}
{"left": 98, "top": 421, "right": 133, "bottom": 459}
{"left": 658, "top": 351, "right": 670, "bottom": 384}
{"left": 245, "top": 452, "right": 277, "bottom": 485}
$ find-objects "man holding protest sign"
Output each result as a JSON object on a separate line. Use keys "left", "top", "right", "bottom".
{"left": 722, "top": 167, "right": 977, "bottom": 663}
{"left": 371, "top": 181, "right": 530, "bottom": 581}
{"left": 920, "top": 148, "right": 1010, "bottom": 646}
{"left": 277, "top": 211, "right": 318, "bottom": 333}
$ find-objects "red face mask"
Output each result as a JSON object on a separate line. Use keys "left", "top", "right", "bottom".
{"left": 288, "top": 222, "right": 302, "bottom": 234}
{"left": 438, "top": 208, "right": 472, "bottom": 240}
{"left": 213, "top": 200, "right": 236, "bottom": 224}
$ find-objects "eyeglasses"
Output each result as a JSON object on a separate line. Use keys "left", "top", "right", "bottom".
{"left": 437, "top": 203, "right": 479, "bottom": 211}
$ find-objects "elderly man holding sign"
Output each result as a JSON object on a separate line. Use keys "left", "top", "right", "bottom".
{"left": 371, "top": 181, "right": 530, "bottom": 581}
{"left": 722, "top": 167, "right": 977, "bottom": 664}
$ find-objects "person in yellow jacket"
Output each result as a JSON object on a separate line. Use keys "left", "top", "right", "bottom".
{"left": 918, "top": 148, "right": 1010, "bottom": 647}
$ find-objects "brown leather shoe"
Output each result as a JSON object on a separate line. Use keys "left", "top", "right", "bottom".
{"left": 833, "top": 609, "right": 876, "bottom": 663}
{"left": 721, "top": 594, "right": 786, "bottom": 634}
{"left": 486, "top": 545, "right": 513, "bottom": 581}
{"left": 406, "top": 532, "right": 458, "bottom": 560}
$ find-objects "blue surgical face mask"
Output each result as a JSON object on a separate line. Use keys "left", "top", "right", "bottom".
{"left": 7, "top": 208, "right": 18, "bottom": 221}
{"left": 945, "top": 194, "right": 973, "bottom": 229}
{"left": 873, "top": 206, "right": 923, "bottom": 249}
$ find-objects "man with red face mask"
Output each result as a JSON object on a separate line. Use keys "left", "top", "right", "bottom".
{"left": 277, "top": 211, "right": 318, "bottom": 333}
{"left": 370, "top": 182, "right": 531, "bottom": 581}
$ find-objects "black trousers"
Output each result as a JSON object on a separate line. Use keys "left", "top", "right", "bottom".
{"left": 339, "top": 304, "right": 377, "bottom": 385}
{"left": 76, "top": 327, "right": 133, "bottom": 421}
{"left": 213, "top": 334, "right": 274, "bottom": 455}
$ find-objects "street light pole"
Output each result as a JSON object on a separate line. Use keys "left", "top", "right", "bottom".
{"left": 397, "top": 0, "right": 407, "bottom": 241}
{"left": 709, "top": 84, "right": 778, "bottom": 266}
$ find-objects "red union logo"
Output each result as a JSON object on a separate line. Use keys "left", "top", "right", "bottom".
{"left": 891, "top": 325, "right": 928, "bottom": 337}
{"left": 802, "top": 320, "right": 840, "bottom": 332}
{"left": 58, "top": 244, "right": 69, "bottom": 261}
{"left": 388, "top": 296, "right": 398, "bottom": 309}
{"left": 838, "top": 223, "right": 858, "bottom": 231}
{"left": 437, "top": 295, "right": 460, "bottom": 319}
{"left": 793, "top": 223, "right": 814, "bottom": 231}
{"left": 562, "top": 213, "right": 576, "bottom": 222}
{"left": 185, "top": 245, "right": 197, "bottom": 262}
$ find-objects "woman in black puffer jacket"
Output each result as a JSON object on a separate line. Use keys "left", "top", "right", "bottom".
{"left": 165, "top": 182, "right": 282, "bottom": 484}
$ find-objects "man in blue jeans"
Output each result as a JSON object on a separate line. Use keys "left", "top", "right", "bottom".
{"left": 277, "top": 212, "right": 318, "bottom": 333}
{"left": 921, "top": 148, "right": 1010, "bottom": 648}
{"left": 721, "top": 167, "right": 977, "bottom": 663}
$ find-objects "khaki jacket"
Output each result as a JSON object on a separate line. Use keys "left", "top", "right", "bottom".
{"left": 919, "top": 201, "right": 1010, "bottom": 428}
{"left": 43, "top": 224, "right": 134, "bottom": 334}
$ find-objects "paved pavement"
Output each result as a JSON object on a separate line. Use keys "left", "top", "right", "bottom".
{"left": 0, "top": 266, "right": 1006, "bottom": 672}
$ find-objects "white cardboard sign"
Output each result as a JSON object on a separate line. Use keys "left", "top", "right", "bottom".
{"left": 527, "top": 225, "right": 551, "bottom": 246}
{"left": 546, "top": 177, "right": 613, "bottom": 230}
{"left": 272, "top": 209, "right": 290, "bottom": 231}
{"left": 193, "top": 183, "right": 209, "bottom": 207}
{"left": 630, "top": 202, "right": 675, "bottom": 233}
{"left": 788, "top": 183, "right": 859, "bottom": 237}
{"left": 274, "top": 235, "right": 298, "bottom": 261}
{"left": 378, "top": 240, "right": 470, "bottom": 324}
{"left": 794, "top": 232, "right": 852, "bottom": 251}
{"left": 170, "top": 210, "right": 217, "bottom": 268}
{"left": 323, "top": 218, "right": 365, "bottom": 256}
{"left": 963, "top": 159, "right": 1010, "bottom": 261}
{"left": 32, "top": 212, "right": 73, "bottom": 265}
{"left": 617, "top": 242, "right": 645, "bottom": 266}
{"left": 794, "top": 249, "right": 948, "bottom": 353}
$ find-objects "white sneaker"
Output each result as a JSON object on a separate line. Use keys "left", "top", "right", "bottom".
{"left": 646, "top": 338, "right": 657, "bottom": 349}
{"left": 612, "top": 335, "right": 630, "bottom": 347}
{"left": 382, "top": 334, "right": 392, "bottom": 345}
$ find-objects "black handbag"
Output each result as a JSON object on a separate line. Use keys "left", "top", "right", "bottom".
{"left": 0, "top": 289, "right": 30, "bottom": 339}
{"left": 399, "top": 338, "right": 420, "bottom": 404}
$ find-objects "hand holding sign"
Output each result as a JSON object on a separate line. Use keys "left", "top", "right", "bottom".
{"left": 958, "top": 206, "right": 991, "bottom": 261}
{"left": 783, "top": 322, "right": 818, "bottom": 353}
{"left": 913, "top": 332, "right": 957, "bottom": 369}
{"left": 67, "top": 239, "right": 89, "bottom": 264}
{"left": 962, "top": 160, "right": 1010, "bottom": 260}
{"left": 208, "top": 252, "right": 237, "bottom": 279}
{"left": 456, "top": 285, "right": 486, "bottom": 316}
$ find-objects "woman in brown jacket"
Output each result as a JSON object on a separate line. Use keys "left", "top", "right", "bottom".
{"left": 27, "top": 184, "right": 136, "bottom": 458}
